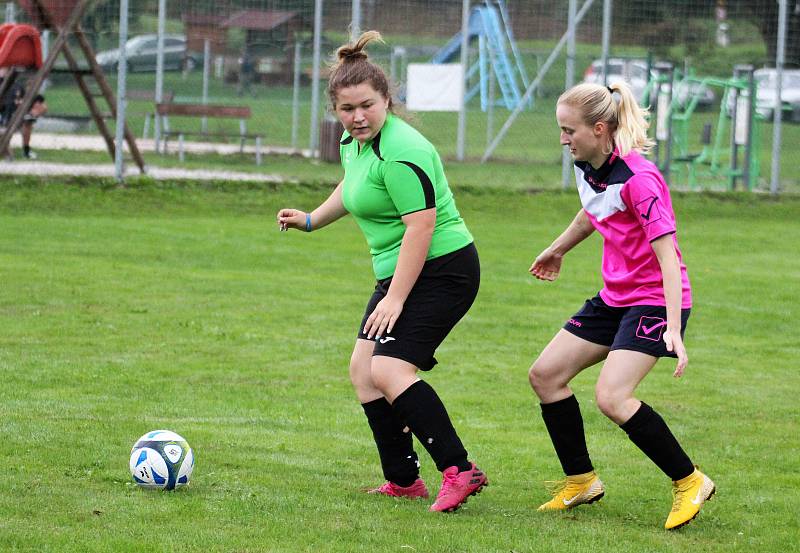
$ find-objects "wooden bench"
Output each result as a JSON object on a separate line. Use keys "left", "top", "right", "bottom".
{"left": 155, "top": 102, "right": 263, "bottom": 165}
{"left": 125, "top": 89, "right": 174, "bottom": 139}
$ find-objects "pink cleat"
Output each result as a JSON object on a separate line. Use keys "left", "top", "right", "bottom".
{"left": 367, "top": 478, "right": 429, "bottom": 499}
{"left": 429, "top": 463, "right": 488, "bottom": 512}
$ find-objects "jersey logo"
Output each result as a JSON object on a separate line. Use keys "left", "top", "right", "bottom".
{"left": 636, "top": 316, "right": 667, "bottom": 341}
{"left": 585, "top": 173, "right": 608, "bottom": 191}
{"left": 635, "top": 195, "right": 662, "bottom": 226}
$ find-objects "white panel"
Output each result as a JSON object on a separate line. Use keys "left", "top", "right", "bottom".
{"left": 656, "top": 91, "right": 670, "bottom": 142}
{"left": 406, "top": 63, "right": 464, "bottom": 112}
{"left": 735, "top": 95, "right": 750, "bottom": 145}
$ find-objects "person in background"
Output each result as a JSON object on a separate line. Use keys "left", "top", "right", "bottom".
{"left": 0, "top": 68, "right": 47, "bottom": 159}
{"left": 237, "top": 47, "right": 256, "bottom": 97}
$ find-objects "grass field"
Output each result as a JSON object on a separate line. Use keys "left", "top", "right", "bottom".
{"left": 1, "top": 177, "right": 798, "bottom": 552}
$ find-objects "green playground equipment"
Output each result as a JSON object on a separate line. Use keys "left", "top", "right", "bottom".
{"left": 643, "top": 64, "right": 761, "bottom": 190}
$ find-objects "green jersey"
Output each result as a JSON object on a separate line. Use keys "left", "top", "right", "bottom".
{"left": 340, "top": 114, "right": 473, "bottom": 280}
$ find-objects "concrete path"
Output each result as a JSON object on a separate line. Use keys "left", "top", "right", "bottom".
{"left": 0, "top": 160, "right": 295, "bottom": 182}
{"left": 0, "top": 131, "right": 312, "bottom": 182}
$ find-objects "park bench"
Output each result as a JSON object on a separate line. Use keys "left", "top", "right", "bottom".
{"left": 155, "top": 102, "right": 263, "bottom": 165}
{"left": 126, "top": 89, "right": 174, "bottom": 139}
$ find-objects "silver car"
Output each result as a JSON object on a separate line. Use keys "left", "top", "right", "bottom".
{"left": 583, "top": 58, "right": 651, "bottom": 102}
{"left": 95, "top": 34, "right": 201, "bottom": 73}
{"left": 754, "top": 68, "right": 800, "bottom": 122}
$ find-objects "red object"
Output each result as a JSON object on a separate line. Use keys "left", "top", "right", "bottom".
{"left": 0, "top": 24, "right": 42, "bottom": 68}
{"left": 17, "top": 0, "right": 79, "bottom": 30}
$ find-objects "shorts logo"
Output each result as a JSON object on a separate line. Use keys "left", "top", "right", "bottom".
{"left": 636, "top": 316, "right": 667, "bottom": 341}
{"left": 567, "top": 318, "right": 583, "bottom": 328}
{"left": 635, "top": 195, "right": 662, "bottom": 226}
{"left": 378, "top": 336, "right": 396, "bottom": 344}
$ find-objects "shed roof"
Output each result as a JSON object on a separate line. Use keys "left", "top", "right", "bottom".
{"left": 221, "top": 10, "right": 298, "bottom": 31}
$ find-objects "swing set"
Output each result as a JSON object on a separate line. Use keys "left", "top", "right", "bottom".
{"left": 0, "top": 0, "right": 143, "bottom": 171}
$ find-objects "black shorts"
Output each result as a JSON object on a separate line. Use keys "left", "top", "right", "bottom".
{"left": 563, "top": 294, "right": 690, "bottom": 358}
{"left": 358, "top": 242, "right": 480, "bottom": 371}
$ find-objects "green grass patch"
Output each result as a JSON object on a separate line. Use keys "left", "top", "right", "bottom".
{"left": 0, "top": 178, "right": 798, "bottom": 551}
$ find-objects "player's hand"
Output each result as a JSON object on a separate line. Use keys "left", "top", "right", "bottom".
{"left": 276, "top": 208, "right": 307, "bottom": 232}
{"left": 663, "top": 328, "right": 688, "bottom": 377}
{"left": 530, "top": 247, "right": 563, "bottom": 281}
{"left": 363, "top": 295, "right": 404, "bottom": 340}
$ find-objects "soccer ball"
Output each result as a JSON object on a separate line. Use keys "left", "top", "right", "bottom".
{"left": 129, "top": 430, "right": 194, "bottom": 490}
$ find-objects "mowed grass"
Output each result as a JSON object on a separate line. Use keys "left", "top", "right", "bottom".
{"left": 0, "top": 177, "right": 798, "bottom": 552}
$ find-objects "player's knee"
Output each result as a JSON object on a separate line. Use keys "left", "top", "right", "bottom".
{"left": 369, "top": 364, "right": 393, "bottom": 395}
{"left": 349, "top": 352, "right": 373, "bottom": 390}
{"left": 529, "top": 359, "right": 557, "bottom": 396}
{"left": 594, "top": 385, "right": 623, "bottom": 420}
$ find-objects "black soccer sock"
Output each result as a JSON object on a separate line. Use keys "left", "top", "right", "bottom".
{"left": 362, "top": 397, "right": 420, "bottom": 487}
{"left": 620, "top": 402, "right": 695, "bottom": 481}
{"left": 540, "top": 394, "right": 594, "bottom": 476}
{"left": 23, "top": 144, "right": 30, "bottom": 156}
{"left": 391, "top": 380, "right": 471, "bottom": 473}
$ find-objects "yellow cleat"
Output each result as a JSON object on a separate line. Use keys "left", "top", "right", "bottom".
{"left": 665, "top": 468, "right": 716, "bottom": 530}
{"left": 537, "top": 471, "right": 605, "bottom": 511}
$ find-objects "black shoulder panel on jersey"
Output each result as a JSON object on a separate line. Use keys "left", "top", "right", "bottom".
{"left": 576, "top": 156, "right": 635, "bottom": 194}
{"left": 340, "top": 135, "right": 354, "bottom": 145}
{"left": 371, "top": 132, "right": 384, "bottom": 160}
{"left": 396, "top": 160, "right": 435, "bottom": 209}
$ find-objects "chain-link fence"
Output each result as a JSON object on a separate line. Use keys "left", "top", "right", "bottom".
{"left": 2, "top": 1, "right": 797, "bottom": 192}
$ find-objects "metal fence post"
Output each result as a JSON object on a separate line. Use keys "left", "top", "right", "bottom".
{"left": 601, "top": 0, "right": 611, "bottom": 85}
{"left": 115, "top": 0, "right": 129, "bottom": 183}
{"left": 562, "top": 0, "right": 577, "bottom": 189}
{"left": 309, "top": 0, "right": 323, "bottom": 155}
{"left": 202, "top": 38, "right": 210, "bottom": 133}
{"left": 456, "top": 0, "right": 469, "bottom": 161}
{"left": 351, "top": 0, "right": 361, "bottom": 41}
{"left": 154, "top": 0, "right": 166, "bottom": 151}
{"left": 487, "top": 62, "right": 495, "bottom": 147}
{"left": 292, "top": 40, "right": 301, "bottom": 151}
{"left": 771, "top": 0, "right": 787, "bottom": 195}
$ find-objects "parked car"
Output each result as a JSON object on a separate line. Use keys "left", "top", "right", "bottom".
{"left": 96, "top": 34, "right": 201, "bottom": 73}
{"left": 752, "top": 68, "right": 800, "bottom": 121}
{"left": 584, "top": 58, "right": 715, "bottom": 109}
{"left": 583, "top": 57, "right": 652, "bottom": 102}
{"left": 725, "top": 68, "right": 800, "bottom": 121}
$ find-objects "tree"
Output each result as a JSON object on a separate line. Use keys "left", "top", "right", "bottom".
{"left": 733, "top": 0, "right": 800, "bottom": 67}
{"left": 617, "top": 0, "right": 800, "bottom": 68}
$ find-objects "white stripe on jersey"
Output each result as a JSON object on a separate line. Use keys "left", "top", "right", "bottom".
{"left": 574, "top": 165, "right": 627, "bottom": 221}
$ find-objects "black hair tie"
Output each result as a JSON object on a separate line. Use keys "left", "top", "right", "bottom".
{"left": 606, "top": 86, "right": 614, "bottom": 94}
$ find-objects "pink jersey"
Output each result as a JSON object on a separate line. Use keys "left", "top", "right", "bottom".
{"left": 573, "top": 149, "right": 691, "bottom": 308}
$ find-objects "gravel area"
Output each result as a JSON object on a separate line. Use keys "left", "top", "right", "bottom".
{"left": 0, "top": 160, "right": 295, "bottom": 182}
{"left": 0, "top": 132, "right": 311, "bottom": 182}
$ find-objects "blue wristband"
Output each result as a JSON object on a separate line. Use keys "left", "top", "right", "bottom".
{"left": 305, "top": 213, "right": 312, "bottom": 232}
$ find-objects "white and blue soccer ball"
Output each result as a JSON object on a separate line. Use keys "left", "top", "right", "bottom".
{"left": 129, "top": 430, "right": 194, "bottom": 490}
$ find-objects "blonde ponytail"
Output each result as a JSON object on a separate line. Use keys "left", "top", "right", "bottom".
{"left": 608, "top": 82, "right": 654, "bottom": 155}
